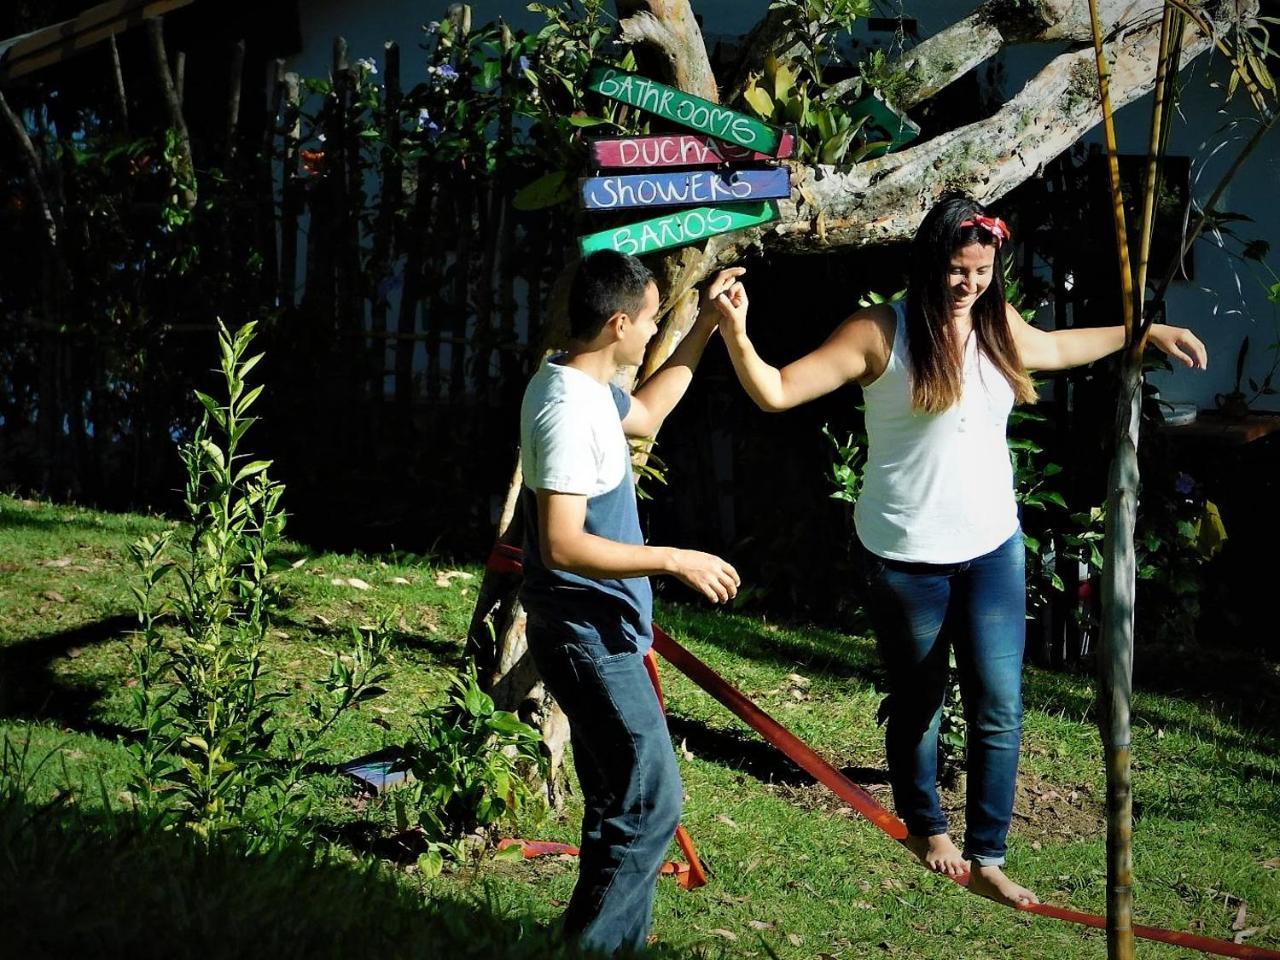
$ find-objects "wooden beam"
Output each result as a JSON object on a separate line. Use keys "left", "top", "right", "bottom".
{"left": 0, "top": 0, "right": 195, "bottom": 83}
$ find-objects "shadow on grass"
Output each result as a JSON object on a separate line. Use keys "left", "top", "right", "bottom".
{"left": 657, "top": 603, "right": 884, "bottom": 686}
{"left": 0, "top": 796, "right": 683, "bottom": 960}
{"left": 0, "top": 614, "right": 134, "bottom": 735}
{"left": 664, "top": 713, "right": 890, "bottom": 792}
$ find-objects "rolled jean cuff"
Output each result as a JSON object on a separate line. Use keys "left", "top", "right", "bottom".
{"left": 965, "top": 851, "right": 1006, "bottom": 868}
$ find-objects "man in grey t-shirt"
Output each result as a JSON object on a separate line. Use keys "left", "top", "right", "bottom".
{"left": 521, "top": 250, "right": 742, "bottom": 953}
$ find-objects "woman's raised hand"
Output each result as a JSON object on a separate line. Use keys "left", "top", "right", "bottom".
{"left": 1148, "top": 324, "right": 1208, "bottom": 370}
{"left": 711, "top": 277, "right": 750, "bottom": 338}
{"left": 701, "top": 268, "right": 746, "bottom": 327}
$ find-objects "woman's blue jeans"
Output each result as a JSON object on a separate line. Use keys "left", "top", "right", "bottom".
{"left": 527, "top": 602, "right": 682, "bottom": 955}
{"left": 860, "top": 529, "right": 1026, "bottom": 867}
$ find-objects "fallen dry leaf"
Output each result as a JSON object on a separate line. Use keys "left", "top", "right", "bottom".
{"left": 388, "top": 576, "right": 411, "bottom": 585}
{"left": 1233, "top": 902, "right": 1249, "bottom": 932}
{"left": 315, "top": 614, "right": 332, "bottom": 626}
{"left": 434, "top": 570, "right": 475, "bottom": 587}
{"left": 1234, "top": 928, "right": 1260, "bottom": 945}
{"left": 678, "top": 739, "right": 694, "bottom": 761}
{"left": 1262, "top": 857, "right": 1280, "bottom": 870}
{"left": 45, "top": 558, "right": 73, "bottom": 568}
{"left": 748, "top": 920, "right": 773, "bottom": 931}
{"left": 785, "top": 673, "right": 810, "bottom": 688}
{"left": 787, "top": 933, "right": 802, "bottom": 947}
{"left": 708, "top": 929, "right": 737, "bottom": 941}
{"left": 346, "top": 577, "right": 371, "bottom": 590}
{"left": 713, "top": 814, "right": 739, "bottom": 829}
{"left": 43, "top": 590, "right": 67, "bottom": 603}
{"left": 290, "top": 558, "right": 307, "bottom": 569}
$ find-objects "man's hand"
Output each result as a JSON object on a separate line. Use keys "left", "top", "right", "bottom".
{"left": 668, "top": 548, "right": 741, "bottom": 604}
{"left": 1148, "top": 324, "right": 1208, "bottom": 369}
{"left": 700, "top": 267, "right": 747, "bottom": 321}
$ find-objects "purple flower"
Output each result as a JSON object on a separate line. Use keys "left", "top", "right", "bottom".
{"left": 425, "top": 21, "right": 439, "bottom": 34}
{"left": 1175, "top": 472, "right": 1195, "bottom": 495}
{"left": 437, "top": 63, "right": 458, "bottom": 80}
{"left": 515, "top": 55, "right": 530, "bottom": 78}
{"left": 424, "top": 120, "right": 441, "bottom": 140}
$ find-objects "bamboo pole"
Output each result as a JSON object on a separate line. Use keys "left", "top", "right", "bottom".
{"left": 1088, "top": 3, "right": 1184, "bottom": 957}
{"left": 1087, "top": 1, "right": 1138, "bottom": 955}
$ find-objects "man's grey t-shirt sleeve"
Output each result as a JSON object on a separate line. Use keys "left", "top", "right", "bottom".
{"left": 525, "top": 399, "right": 599, "bottom": 495}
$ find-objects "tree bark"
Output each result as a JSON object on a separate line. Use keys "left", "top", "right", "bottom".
{"left": 146, "top": 18, "right": 196, "bottom": 210}
{"left": 1100, "top": 364, "right": 1142, "bottom": 959}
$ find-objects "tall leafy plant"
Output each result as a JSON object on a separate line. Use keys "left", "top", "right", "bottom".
{"left": 127, "top": 321, "right": 391, "bottom": 845}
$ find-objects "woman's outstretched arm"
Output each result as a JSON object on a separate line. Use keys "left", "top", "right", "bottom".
{"left": 1006, "top": 303, "right": 1207, "bottom": 372}
{"left": 715, "top": 280, "right": 892, "bottom": 411}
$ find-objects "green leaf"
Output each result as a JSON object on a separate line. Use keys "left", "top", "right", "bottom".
{"left": 417, "top": 849, "right": 445, "bottom": 878}
{"left": 194, "top": 391, "right": 227, "bottom": 428}
{"left": 235, "top": 384, "right": 265, "bottom": 417}
{"left": 488, "top": 711, "right": 533, "bottom": 736}
{"left": 513, "top": 170, "right": 572, "bottom": 211}
{"left": 494, "top": 842, "right": 525, "bottom": 862}
{"left": 234, "top": 460, "right": 272, "bottom": 484}
{"left": 742, "top": 84, "right": 775, "bottom": 120}
{"left": 462, "top": 683, "right": 494, "bottom": 718}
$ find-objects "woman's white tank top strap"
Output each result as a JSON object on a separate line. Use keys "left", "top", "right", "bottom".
{"left": 853, "top": 300, "right": 1020, "bottom": 564}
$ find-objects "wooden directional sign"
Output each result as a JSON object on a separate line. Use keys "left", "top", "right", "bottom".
{"left": 579, "top": 201, "right": 779, "bottom": 257}
{"left": 848, "top": 91, "right": 920, "bottom": 160}
{"left": 591, "top": 132, "right": 795, "bottom": 169}
{"left": 586, "top": 64, "right": 786, "bottom": 157}
{"left": 580, "top": 168, "right": 790, "bottom": 212}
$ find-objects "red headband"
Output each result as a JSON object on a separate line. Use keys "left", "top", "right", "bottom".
{"left": 959, "top": 214, "right": 1011, "bottom": 247}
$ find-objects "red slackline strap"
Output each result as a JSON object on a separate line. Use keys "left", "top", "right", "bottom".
{"left": 649, "top": 625, "right": 1280, "bottom": 960}
{"left": 486, "top": 542, "right": 526, "bottom": 576}
{"left": 483, "top": 544, "right": 1277, "bottom": 958}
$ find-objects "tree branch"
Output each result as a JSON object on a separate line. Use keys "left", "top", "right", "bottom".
{"left": 616, "top": 0, "right": 717, "bottom": 101}
{"left": 770, "top": 10, "right": 1216, "bottom": 253}
{"left": 0, "top": 89, "right": 59, "bottom": 251}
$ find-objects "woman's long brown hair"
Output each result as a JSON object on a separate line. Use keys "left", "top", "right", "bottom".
{"left": 904, "top": 194, "right": 1037, "bottom": 412}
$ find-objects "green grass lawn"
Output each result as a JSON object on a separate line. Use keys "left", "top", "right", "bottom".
{"left": 1, "top": 493, "right": 1278, "bottom": 958}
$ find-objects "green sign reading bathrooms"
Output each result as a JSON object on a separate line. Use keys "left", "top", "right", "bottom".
{"left": 586, "top": 65, "right": 786, "bottom": 156}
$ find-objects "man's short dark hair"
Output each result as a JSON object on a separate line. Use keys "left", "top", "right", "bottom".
{"left": 567, "top": 250, "right": 655, "bottom": 341}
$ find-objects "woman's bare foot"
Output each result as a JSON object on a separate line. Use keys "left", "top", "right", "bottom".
{"left": 967, "top": 864, "right": 1039, "bottom": 906}
{"left": 903, "top": 833, "right": 968, "bottom": 877}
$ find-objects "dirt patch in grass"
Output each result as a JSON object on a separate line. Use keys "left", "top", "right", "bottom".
{"left": 765, "top": 769, "right": 1103, "bottom": 849}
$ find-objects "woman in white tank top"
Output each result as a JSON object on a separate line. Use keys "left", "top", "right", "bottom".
{"left": 713, "top": 193, "right": 1207, "bottom": 907}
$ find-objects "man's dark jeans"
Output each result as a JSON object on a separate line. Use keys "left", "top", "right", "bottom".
{"left": 527, "top": 602, "right": 682, "bottom": 954}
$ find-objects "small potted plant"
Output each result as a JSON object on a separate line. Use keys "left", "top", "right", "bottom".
{"left": 1215, "top": 336, "right": 1251, "bottom": 418}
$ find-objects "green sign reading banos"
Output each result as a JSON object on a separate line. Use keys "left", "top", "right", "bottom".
{"left": 586, "top": 65, "right": 785, "bottom": 157}
{"left": 579, "top": 201, "right": 779, "bottom": 257}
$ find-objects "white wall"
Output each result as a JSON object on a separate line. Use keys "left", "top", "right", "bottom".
{"left": 288, "top": 1, "right": 1280, "bottom": 412}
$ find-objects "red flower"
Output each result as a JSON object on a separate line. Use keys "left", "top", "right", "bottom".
{"left": 300, "top": 149, "right": 326, "bottom": 176}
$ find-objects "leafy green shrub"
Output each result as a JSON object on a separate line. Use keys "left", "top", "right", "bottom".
{"left": 395, "top": 665, "right": 548, "bottom": 876}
